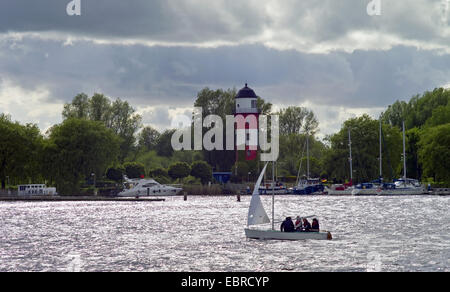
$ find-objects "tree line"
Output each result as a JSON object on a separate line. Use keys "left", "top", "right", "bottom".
{"left": 0, "top": 87, "right": 448, "bottom": 194}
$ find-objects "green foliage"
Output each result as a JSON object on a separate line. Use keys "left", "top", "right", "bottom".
{"left": 425, "top": 104, "right": 450, "bottom": 127}
{"left": 418, "top": 124, "right": 450, "bottom": 185}
{"left": 148, "top": 167, "right": 168, "bottom": 178}
{"left": 123, "top": 162, "right": 145, "bottom": 179}
{"left": 278, "top": 106, "right": 319, "bottom": 135}
{"left": 168, "top": 162, "right": 191, "bottom": 181}
{"left": 382, "top": 88, "right": 449, "bottom": 129}
{"left": 156, "top": 129, "right": 175, "bottom": 157}
{"left": 190, "top": 161, "right": 212, "bottom": 184}
{"left": 106, "top": 166, "right": 124, "bottom": 182}
{"left": 138, "top": 126, "right": 160, "bottom": 151}
{"left": 45, "top": 118, "right": 120, "bottom": 195}
{"left": 0, "top": 114, "right": 44, "bottom": 189}
{"left": 231, "top": 162, "right": 250, "bottom": 183}
{"left": 323, "top": 115, "right": 402, "bottom": 183}
{"left": 63, "top": 93, "right": 142, "bottom": 162}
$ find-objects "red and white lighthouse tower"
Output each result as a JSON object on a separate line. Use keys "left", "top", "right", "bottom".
{"left": 235, "top": 83, "right": 259, "bottom": 162}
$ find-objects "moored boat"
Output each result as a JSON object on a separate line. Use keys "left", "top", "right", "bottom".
{"left": 259, "top": 181, "right": 289, "bottom": 195}
{"left": 118, "top": 177, "right": 182, "bottom": 197}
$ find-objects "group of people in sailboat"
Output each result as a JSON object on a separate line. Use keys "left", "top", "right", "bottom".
{"left": 280, "top": 216, "right": 320, "bottom": 233}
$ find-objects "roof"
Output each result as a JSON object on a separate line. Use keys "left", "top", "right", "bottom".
{"left": 236, "top": 83, "right": 257, "bottom": 99}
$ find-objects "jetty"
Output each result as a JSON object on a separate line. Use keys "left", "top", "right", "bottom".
{"left": 0, "top": 195, "right": 165, "bottom": 202}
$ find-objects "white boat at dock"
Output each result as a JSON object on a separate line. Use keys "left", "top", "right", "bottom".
{"left": 118, "top": 177, "right": 182, "bottom": 197}
{"left": 259, "top": 181, "right": 289, "bottom": 194}
{"left": 18, "top": 184, "right": 57, "bottom": 196}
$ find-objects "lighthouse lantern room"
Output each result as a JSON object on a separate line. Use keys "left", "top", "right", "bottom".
{"left": 235, "top": 83, "right": 260, "bottom": 161}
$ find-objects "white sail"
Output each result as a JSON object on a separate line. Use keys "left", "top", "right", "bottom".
{"left": 247, "top": 163, "right": 270, "bottom": 226}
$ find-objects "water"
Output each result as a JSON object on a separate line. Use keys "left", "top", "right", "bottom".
{"left": 0, "top": 196, "right": 448, "bottom": 272}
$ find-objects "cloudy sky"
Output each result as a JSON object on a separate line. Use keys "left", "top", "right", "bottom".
{"left": 0, "top": 0, "right": 449, "bottom": 137}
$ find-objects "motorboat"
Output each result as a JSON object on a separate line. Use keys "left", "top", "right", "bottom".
{"left": 118, "top": 177, "right": 182, "bottom": 197}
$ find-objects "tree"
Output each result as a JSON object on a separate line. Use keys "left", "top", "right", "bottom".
{"left": 62, "top": 94, "right": 142, "bottom": 162}
{"left": 168, "top": 162, "right": 191, "bottom": 181}
{"left": 190, "top": 161, "right": 212, "bottom": 184}
{"left": 0, "top": 114, "right": 44, "bottom": 189}
{"left": 322, "top": 115, "right": 402, "bottom": 184}
{"left": 62, "top": 93, "right": 89, "bottom": 119}
{"left": 382, "top": 88, "right": 449, "bottom": 129}
{"left": 89, "top": 93, "right": 111, "bottom": 123}
{"left": 156, "top": 129, "right": 176, "bottom": 157}
{"left": 123, "top": 162, "right": 145, "bottom": 179}
{"left": 106, "top": 166, "right": 124, "bottom": 182}
{"left": 44, "top": 118, "right": 120, "bottom": 195}
{"left": 231, "top": 161, "right": 250, "bottom": 183}
{"left": 138, "top": 126, "right": 160, "bottom": 151}
{"left": 418, "top": 124, "right": 450, "bottom": 185}
{"left": 278, "top": 106, "right": 318, "bottom": 135}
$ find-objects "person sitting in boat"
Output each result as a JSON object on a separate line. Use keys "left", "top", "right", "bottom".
{"left": 280, "top": 217, "right": 295, "bottom": 232}
{"left": 294, "top": 216, "right": 303, "bottom": 231}
{"left": 301, "top": 218, "right": 312, "bottom": 232}
{"left": 311, "top": 218, "right": 320, "bottom": 232}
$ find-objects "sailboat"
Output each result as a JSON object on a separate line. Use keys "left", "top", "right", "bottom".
{"left": 352, "top": 121, "right": 426, "bottom": 196}
{"left": 379, "top": 121, "right": 425, "bottom": 196}
{"left": 325, "top": 128, "right": 355, "bottom": 196}
{"left": 244, "top": 162, "right": 332, "bottom": 240}
{"left": 292, "top": 135, "right": 324, "bottom": 195}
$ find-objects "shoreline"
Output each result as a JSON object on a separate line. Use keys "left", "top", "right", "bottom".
{"left": 0, "top": 196, "right": 166, "bottom": 202}
{"left": 0, "top": 192, "right": 447, "bottom": 202}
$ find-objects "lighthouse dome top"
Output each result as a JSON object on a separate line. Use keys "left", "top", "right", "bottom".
{"left": 236, "top": 83, "right": 257, "bottom": 99}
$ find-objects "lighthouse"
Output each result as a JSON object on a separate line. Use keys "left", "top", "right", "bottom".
{"left": 235, "top": 83, "right": 260, "bottom": 161}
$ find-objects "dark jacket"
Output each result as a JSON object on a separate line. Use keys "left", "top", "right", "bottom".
{"left": 303, "top": 220, "right": 312, "bottom": 232}
{"left": 311, "top": 220, "right": 320, "bottom": 231}
{"left": 280, "top": 218, "right": 295, "bottom": 232}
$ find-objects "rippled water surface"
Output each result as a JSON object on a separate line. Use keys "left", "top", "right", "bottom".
{"left": 0, "top": 196, "right": 448, "bottom": 272}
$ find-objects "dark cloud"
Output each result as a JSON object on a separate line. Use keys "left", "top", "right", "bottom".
{"left": 1, "top": 38, "right": 449, "bottom": 110}
{"left": 0, "top": 0, "right": 448, "bottom": 52}
{"left": 0, "top": 0, "right": 449, "bottom": 134}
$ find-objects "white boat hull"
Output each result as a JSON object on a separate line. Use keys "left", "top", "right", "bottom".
{"left": 352, "top": 187, "right": 426, "bottom": 196}
{"left": 379, "top": 187, "right": 426, "bottom": 196}
{"left": 352, "top": 188, "right": 381, "bottom": 196}
{"left": 245, "top": 228, "right": 332, "bottom": 241}
{"left": 325, "top": 186, "right": 354, "bottom": 196}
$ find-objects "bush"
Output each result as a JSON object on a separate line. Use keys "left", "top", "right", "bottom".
{"left": 106, "top": 166, "right": 124, "bottom": 182}
{"left": 168, "top": 162, "right": 191, "bottom": 181}
{"left": 123, "top": 162, "right": 145, "bottom": 179}
{"left": 190, "top": 161, "right": 212, "bottom": 185}
{"left": 149, "top": 167, "right": 169, "bottom": 178}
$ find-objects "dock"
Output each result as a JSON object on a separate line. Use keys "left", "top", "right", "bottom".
{"left": 0, "top": 196, "right": 166, "bottom": 202}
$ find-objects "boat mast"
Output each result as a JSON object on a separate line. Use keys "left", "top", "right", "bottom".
{"left": 306, "top": 134, "right": 310, "bottom": 179}
{"left": 348, "top": 128, "right": 353, "bottom": 184}
{"left": 379, "top": 119, "right": 383, "bottom": 181}
{"left": 403, "top": 121, "right": 407, "bottom": 186}
{"left": 272, "top": 161, "right": 275, "bottom": 230}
